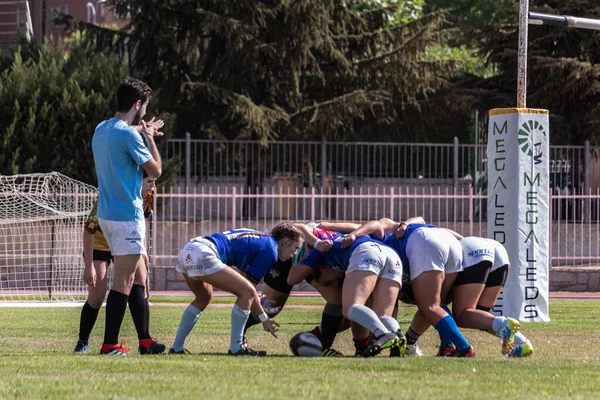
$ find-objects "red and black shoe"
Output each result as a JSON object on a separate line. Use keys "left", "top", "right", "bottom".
{"left": 450, "top": 346, "right": 476, "bottom": 358}
{"left": 436, "top": 343, "right": 456, "bottom": 357}
{"left": 139, "top": 338, "right": 166, "bottom": 355}
{"left": 100, "top": 342, "right": 130, "bottom": 355}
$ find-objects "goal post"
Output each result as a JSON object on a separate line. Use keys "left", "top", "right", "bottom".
{"left": 0, "top": 172, "right": 97, "bottom": 305}
{"left": 489, "top": 4, "right": 600, "bottom": 321}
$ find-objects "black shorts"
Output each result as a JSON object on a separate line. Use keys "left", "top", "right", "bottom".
{"left": 454, "top": 261, "right": 493, "bottom": 286}
{"left": 93, "top": 249, "right": 113, "bottom": 263}
{"left": 486, "top": 265, "right": 508, "bottom": 287}
{"left": 263, "top": 259, "right": 294, "bottom": 294}
{"left": 263, "top": 259, "right": 315, "bottom": 294}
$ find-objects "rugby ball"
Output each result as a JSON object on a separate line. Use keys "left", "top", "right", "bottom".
{"left": 289, "top": 332, "right": 323, "bottom": 357}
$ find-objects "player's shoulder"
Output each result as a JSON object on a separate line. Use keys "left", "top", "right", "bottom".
{"left": 97, "top": 118, "right": 138, "bottom": 137}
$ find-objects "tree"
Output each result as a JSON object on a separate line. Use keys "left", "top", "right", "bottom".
{"left": 0, "top": 42, "right": 126, "bottom": 182}
{"left": 64, "top": 0, "right": 456, "bottom": 144}
{"left": 0, "top": 39, "right": 180, "bottom": 185}
{"left": 454, "top": 0, "right": 600, "bottom": 145}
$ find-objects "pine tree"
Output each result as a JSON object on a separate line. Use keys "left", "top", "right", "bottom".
{"left": 64, "top": 0, "right": 456, "bottom": 144}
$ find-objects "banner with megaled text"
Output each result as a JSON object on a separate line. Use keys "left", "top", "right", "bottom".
{"left": 488, "top": 108, "right": 550, "bottom": 322}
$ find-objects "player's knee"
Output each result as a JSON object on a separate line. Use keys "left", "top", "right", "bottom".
{"left": 341, "top": 303, "right": 354, "bottom": 319}
{"left": 239, "top": 285, "right": 257, "bottom": 303}
{"left": 453, "top": 311, "right": 466, "bottom": 327}
{"left": 87, "top": 292, "right": 105, "bottom": 309}
{"left": 476, "top": 304, "right": 492, "bottom": 313}
{"left": 193, "top": 292, "right": 212, "bottom": 309}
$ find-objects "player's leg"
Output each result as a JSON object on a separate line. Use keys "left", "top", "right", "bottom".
{"left": 343, "top": 271, "right": 400, "bottom": 357}
{"left": 172, "top": 237, "right": 261, "bottom": 355}
{"left": 98, "top": 219, "right": 145, "bottom": 355}
{"left": 169, "top": 274, "right": 213, "bottom": 354}
{"left": 409, "top": 228, "right": 473, "bottom": 357}
{"left": 451, "top": 261, "right": 491, "bottom": 330}
{"left": 479, "top": 265, "right": 531, "bottom": 357}
{"left": 395, "top": 282, "right": 425, "bottom": 356}
{"left": 75, "top": 257, "right": 109, "bottom": 353}
{"left": 451, "top": 258, "right": 521, "bottom": 356}
{"left": 243, "top": 259, "right": 293, "bottom": 344}
{"left": 130, "top": 259, "right": 165, "bottom": 354}
{"left": 200, "top": 267, "right": 263, "bottom": 356}
{"left": 343, "top": 243, "right": 402, "bottom": 357}
{"left": 371, "top": 248, "right": 405, "bottom": 357}
{"left": 310, "top": 279, "right": 349, "bottom": 353}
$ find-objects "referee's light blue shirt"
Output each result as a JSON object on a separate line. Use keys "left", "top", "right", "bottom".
{"left": 92, "top": 118, "right": 152, "bottom": 221}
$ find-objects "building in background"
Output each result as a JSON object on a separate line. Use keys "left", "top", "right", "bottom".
{"left": 0, "top": 0, "right": 127, "bottom": 53}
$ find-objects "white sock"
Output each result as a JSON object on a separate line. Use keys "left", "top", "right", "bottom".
{"left": 172, "top": 304, "right": 202, "bottom": 352}
{"left": 230, "top": 304, "right": 251, "bottom": 353}
{"left": 380, "top": 316, "right": 400, "bottom": 334}
{"left": 514, "top": 331, "right": 527, "bottom": 345}
{"left": 492, "top": 316, "right": 507, "bottom": 334}
{"left": 347, "top": 304, "right": 390, "bottom": 338}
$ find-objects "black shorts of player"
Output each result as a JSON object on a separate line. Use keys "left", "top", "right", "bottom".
{"left": 485, "top": 265, "right": 508, "bottom": 287}
{"left": 263, "top": 259, "right": 294, "bottom": 294}
{"left": 263, "top": 259, "right": 316, "bottom": 294}
{"left": 454, "top": 260, "right": 493, "bottom": 286}
{"left": 93, "top": 249, "right": 113, "bottom": 263}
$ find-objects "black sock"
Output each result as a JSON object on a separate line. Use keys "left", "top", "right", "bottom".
{"left": 79, "top": 301, "right": 100, "bottom": 342}
{"left": 128, "top": 284, "right": 150, "bottom": 340}
{"left": 103, "top": 290, "right": 129, "bottom": 345}
{"left": 243, "top": 312, "right": 261, "bottom": 333}
{"left": 406, "top": 327, "right": 421, "bottom": 345}
{"left": 144, "top": 298, "right": 151, "bottom": 338}
{"left": 354, "top": 337, "right": 369, "bottom": 352}
{"left": 319, "top": 304, "right": 344, "bottom": 350}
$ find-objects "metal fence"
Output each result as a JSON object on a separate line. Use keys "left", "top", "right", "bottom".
{"left": 166, "top": 136, "right": 596, "bottom": 199}
{"left": 151, "top": 137, "right": 600, "bottom": 271}
{"left": 150, "top": 186, "right": 600, "bottom": 269}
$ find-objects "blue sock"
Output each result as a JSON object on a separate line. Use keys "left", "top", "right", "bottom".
{"left": 172, "top": 304, "right": 202, "bottom": 352}
{"left": 230, "top": 304, "right": 251, "bottom": 353}
{"left": 441, "top": 304, "right": 452, "bottom": 317}
{"left": 435, "top": 315, "right": 471, "bottom": 350}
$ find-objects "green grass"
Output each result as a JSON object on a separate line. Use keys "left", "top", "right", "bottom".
{"left": 1, "top": 299, "right": 599, "bottom": 399}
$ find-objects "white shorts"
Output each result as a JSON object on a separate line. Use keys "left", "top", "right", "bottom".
{"left": 175, "top": 238, "right": 227, "bottom": 278}
{"left": 346, "top": 242, "right": 403, "bottom": 285}
{"left": 460, "top": 237, "right": 495, "bottom": 268}
{"left": 98, "top": 219, "right": 146, "bottom": 256}
{"left": 490, "top": 239, "right": 510, "bottom": 272}
{"left": 405, "top": 227, "right": 463, "bottom": 280}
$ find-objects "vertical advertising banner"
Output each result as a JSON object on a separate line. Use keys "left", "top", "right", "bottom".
{"left": 488, "top": 108, "right": 550, "bottom": 322}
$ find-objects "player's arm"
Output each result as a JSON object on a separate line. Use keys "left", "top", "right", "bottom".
{"left": 341, "top": 220, "right": 385, "bottom": 248}
{"left": 246, "top": 252, "right": 281, "bottom": 338}
{"left": 140, "top": 120, "right": 163, "bottom": 179}
{"left": 393, "top": 216, "right": 426, "bottom": 238}
{"left": 82, "top": 229, "right": 96, "bottom": 287}
{"left": 287, "top": 263, "right": 313, "bottom": 286}
{"left": 249, "top": 288, "right": 280, "bottom": 338}
{"left": 293, "top": 223, "right": 332, "bottom": 252}
{"left": 317, "top": 221, "right": 360, "bottom": 233}
{"left": 288, "top": 248, "right": 323, "bottom": 285}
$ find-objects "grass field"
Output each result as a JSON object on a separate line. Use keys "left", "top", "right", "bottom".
{"left": 1, "top": 298, "right": 599, "bottom": 400}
